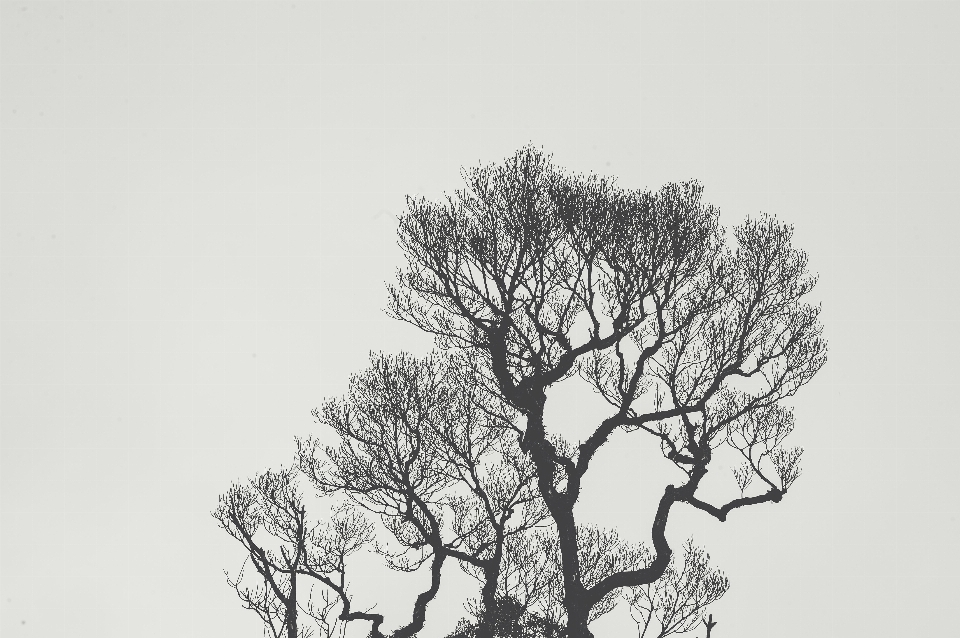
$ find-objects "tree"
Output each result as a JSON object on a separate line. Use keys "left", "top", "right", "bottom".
{"left": 389, "top": 146, "right": 826, "bottom": 637}
{"left": 297, "top": 352, "right": 548, "bottom": 638}
{"left": 217, "top": 146, "right": 825, "bottom": 638}
{"left": 217, "top": 352, "right": 550, "bottom": 638}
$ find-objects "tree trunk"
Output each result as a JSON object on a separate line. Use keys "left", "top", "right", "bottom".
{"left": 286, "top": 600, "right": 297, "bottom": 638}
{"left": 517, "top": 395, "right": 597, "bottom": 638}
{"left": 529, "top": 419, "right": 590, "bottom": 637}
{"left": 565, "top": 609, "right": 594, "bottom": 638}
{"left": 287, "top": 571, "right": 298, "bottom": 638}
{"left": 476, "top": 561, "right": 499, "bottom": 638}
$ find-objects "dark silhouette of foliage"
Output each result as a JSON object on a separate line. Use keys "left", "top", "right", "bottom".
{"left": 445, "top": 596, "right": 563, "bottom": 638}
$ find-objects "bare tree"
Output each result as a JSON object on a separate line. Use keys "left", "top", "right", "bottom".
{"left": 296, "top": 352, "right": 548, "bottom": 638}
{"left": 389, "top": 146, "right": 827, "bottom": 637}
{"left": 218, "top": 146, "right": 825, "bottom": 637}
{"left": 623, "top": 539, "right": 728, "bottom": 638}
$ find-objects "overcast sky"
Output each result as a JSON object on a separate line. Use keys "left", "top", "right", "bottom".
{"left": 2, "top": 1, "right": 959, "bottom": 637}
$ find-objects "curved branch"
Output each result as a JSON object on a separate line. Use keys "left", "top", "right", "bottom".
{"left": 681, "top": 487, "right": 783, "bottom": 522}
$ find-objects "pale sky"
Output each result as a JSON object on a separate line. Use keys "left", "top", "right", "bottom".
{"left": 2, "top": 1, "right": 959, "bottom": 637}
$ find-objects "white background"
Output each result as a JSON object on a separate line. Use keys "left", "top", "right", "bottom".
{"left": 2, "top": 1, "right": 958, "bottom": 637}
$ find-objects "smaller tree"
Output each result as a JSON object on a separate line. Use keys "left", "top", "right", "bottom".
{"left": 297, "top": 352, "right": 548, "bottom": 638}
{"left": 217, "top": 353, "right": 550, "bottom": 638}
{"left": 623, "top": 540, "right": 728, "bottom": 638}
